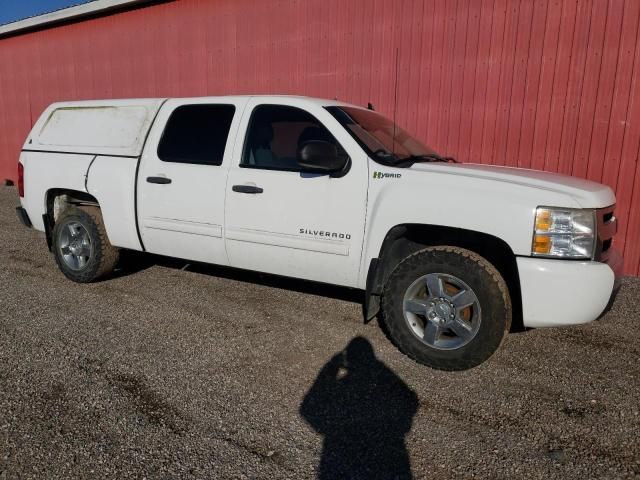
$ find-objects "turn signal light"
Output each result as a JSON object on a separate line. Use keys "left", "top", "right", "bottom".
{"left": 532, "top": 235, "right": 551, "bottom": 255}
{"left": 535, "top": 209, "right": 552, "bottom": 232}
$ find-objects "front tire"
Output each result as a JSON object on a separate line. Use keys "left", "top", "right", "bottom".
{"left": 381, "top": 246, "right": 511, "bottom": 371}
{"left": 52, "top": 206, "right": 119, "bottom": 283}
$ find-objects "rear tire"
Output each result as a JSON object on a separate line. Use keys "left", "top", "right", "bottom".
{"left": 381, "top": 246, "right": 511, "bottom": 371}
{"left": 52, "top": 206, "right": 119, "bottom": 283}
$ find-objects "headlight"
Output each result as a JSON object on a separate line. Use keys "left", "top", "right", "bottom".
{"left": 532, "top": 207, "right": 596, "bottom": 259}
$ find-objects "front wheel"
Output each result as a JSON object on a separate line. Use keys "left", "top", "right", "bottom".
{"left": 381, "top": 246, "right": 511, "bottom": 371}
{"left": 52, "top": 206, "right": 119, "bottom": 283}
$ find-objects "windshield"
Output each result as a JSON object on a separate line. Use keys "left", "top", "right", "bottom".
{"left": 326, "top": 106, "right": 448, "bottom": 166}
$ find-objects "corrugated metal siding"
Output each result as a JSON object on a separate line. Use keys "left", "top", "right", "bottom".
{"left": 1, "top": 0, "right": 639, "bottom": 274}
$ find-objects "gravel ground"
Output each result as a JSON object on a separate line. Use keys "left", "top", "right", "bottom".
{"left": 0, "top": 185, "right": 638, "bottom": 479}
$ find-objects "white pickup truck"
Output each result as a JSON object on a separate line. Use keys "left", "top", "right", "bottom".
{"left": 16, "top": 95, "right": 622, "bottom": 370}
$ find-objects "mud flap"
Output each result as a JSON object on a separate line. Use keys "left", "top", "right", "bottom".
{"left": 42, "top": 213, "right": 54, "bottom": 251}
{"left": 364, "top": 258, "right": 382, "bottom": 322}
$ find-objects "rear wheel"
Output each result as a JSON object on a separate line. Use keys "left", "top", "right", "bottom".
{"left": 52, "top": 206, "right": 119, "bottom": 283}
{"left": 381, "top": 246, "right": 511, "bottom": 370}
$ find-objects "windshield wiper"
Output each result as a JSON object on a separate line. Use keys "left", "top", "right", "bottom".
{"left": 371, "top": 150, "right": 459, "bottom": 168}
{"left": 392, "top": 153, "right": 458, "bottom": 167}
{"left": 371, "top": 149, "right": 400, "bottom": 167}
{"left": 406, "top": 153, "right": 458, "bottom": 163}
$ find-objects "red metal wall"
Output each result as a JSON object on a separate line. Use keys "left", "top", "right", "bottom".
{"left": 1, "top": 0, "right": 640, "bottom": 274}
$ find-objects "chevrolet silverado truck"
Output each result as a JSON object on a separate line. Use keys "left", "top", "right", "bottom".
{"left": 15, "top": 96, "right": 622, "bottom": 370}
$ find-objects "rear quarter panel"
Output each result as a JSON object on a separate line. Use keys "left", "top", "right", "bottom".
{"left": 20, "top": 151, "right": 94, "bottom": 231}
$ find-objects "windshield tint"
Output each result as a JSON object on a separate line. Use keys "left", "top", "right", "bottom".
{"left": 326, "top": 106, "right": 437, "bottom": 165}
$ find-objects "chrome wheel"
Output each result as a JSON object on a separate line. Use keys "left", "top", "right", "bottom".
{"left": 58, "top": 221, "right": 92, "bottom": 271}
{"left": 403, "top": 273, "right": 481, "bottom": 350}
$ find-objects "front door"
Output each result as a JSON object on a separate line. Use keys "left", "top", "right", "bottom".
{"left": 137, "top": 98, "right": 247, "bottom": 264}
{"left": 225, "top": 99, "right": 368, "bottom": 287}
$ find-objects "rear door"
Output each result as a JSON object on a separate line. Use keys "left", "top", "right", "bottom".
{"left": 224, "top": 99, "right": 369, "bottom": 287}
{"left": 137, "top": 98, "right": 247, "bottom": 264}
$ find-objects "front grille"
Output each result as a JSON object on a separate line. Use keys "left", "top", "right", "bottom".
{"left": 595, "top": 205, "right": 616, "bottom": 261}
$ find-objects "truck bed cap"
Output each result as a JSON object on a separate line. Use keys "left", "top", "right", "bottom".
{"left": 25, "top": 98, "right": 166, "bottom": 158}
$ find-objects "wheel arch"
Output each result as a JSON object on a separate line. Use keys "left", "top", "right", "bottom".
{"left": 43, "top": 188, "right": 100, "bottom": 250}
{"left": 364, "top": 223, "right": 523, "bottom": 332}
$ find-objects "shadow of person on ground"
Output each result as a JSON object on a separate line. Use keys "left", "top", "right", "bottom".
{"left": 300, "top": 337, "right": 419, "bottom": 479}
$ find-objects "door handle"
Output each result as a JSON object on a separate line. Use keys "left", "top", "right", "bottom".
{"left": 147, "top": 176, "right": 172, "bottom": 184}
{"left": 232, "top": 184, "right": 264, "bottom": 194}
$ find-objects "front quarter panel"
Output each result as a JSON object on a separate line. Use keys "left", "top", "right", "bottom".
{"left": 359, "top": 164, "right": 580, "bottom": 288}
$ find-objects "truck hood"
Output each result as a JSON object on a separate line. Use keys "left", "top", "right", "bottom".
{"left": 408, "top": 162, "right": 615, "bottom": 208}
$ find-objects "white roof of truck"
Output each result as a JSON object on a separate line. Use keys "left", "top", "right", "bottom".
{"left": 25, "top": 95, "right": 363, "bottom": 157}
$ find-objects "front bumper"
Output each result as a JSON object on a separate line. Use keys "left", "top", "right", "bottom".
{"left": 517, "top": 249, "right": 623, "bottom": 328}
{"left": 16, "top": 206, "right": 32, "bottom": 228}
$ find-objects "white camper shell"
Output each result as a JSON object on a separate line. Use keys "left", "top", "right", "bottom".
{"left": 28, "top": 99, "right": 165, "bottom": 158}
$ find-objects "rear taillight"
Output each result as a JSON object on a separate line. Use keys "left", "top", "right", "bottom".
{"left": 18, "top": 162, "right": 24, "bottom": 197}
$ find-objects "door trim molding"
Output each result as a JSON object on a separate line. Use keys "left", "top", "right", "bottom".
{"left": 143, "top": 217, "right": 223, "bottom": 238}
{"left": 226, "top": 227, "right": 350, "bottom": 256}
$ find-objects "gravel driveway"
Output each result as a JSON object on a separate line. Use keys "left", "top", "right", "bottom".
{"left": 1, "top": 185, "right": 638, "bottom": 479}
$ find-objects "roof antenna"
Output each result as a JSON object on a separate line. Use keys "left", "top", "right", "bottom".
{"left": 392, "top": 47, "right": 400, "bottom": 159}
{"left": 367, "top": 102, "right": 375, "bottom": 111}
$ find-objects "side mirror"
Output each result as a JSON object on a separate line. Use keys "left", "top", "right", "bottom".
{"left": 297, "top": 140, "right": 347, "bottom": 173}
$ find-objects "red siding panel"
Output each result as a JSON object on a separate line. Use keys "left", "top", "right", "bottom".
{"left": 1, "top": 0, "right": 640, "bottom": 274}
{"left": 480, "top": 0, "right": 508, "bottom": 165}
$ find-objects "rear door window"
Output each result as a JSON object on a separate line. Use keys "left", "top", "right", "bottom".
{"left": 158, "top": 104, "right": 235, "bottom": 165}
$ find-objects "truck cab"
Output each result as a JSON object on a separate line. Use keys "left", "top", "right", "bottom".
{"left": 16, "top": 95, "right": 623, "bottom": 370}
